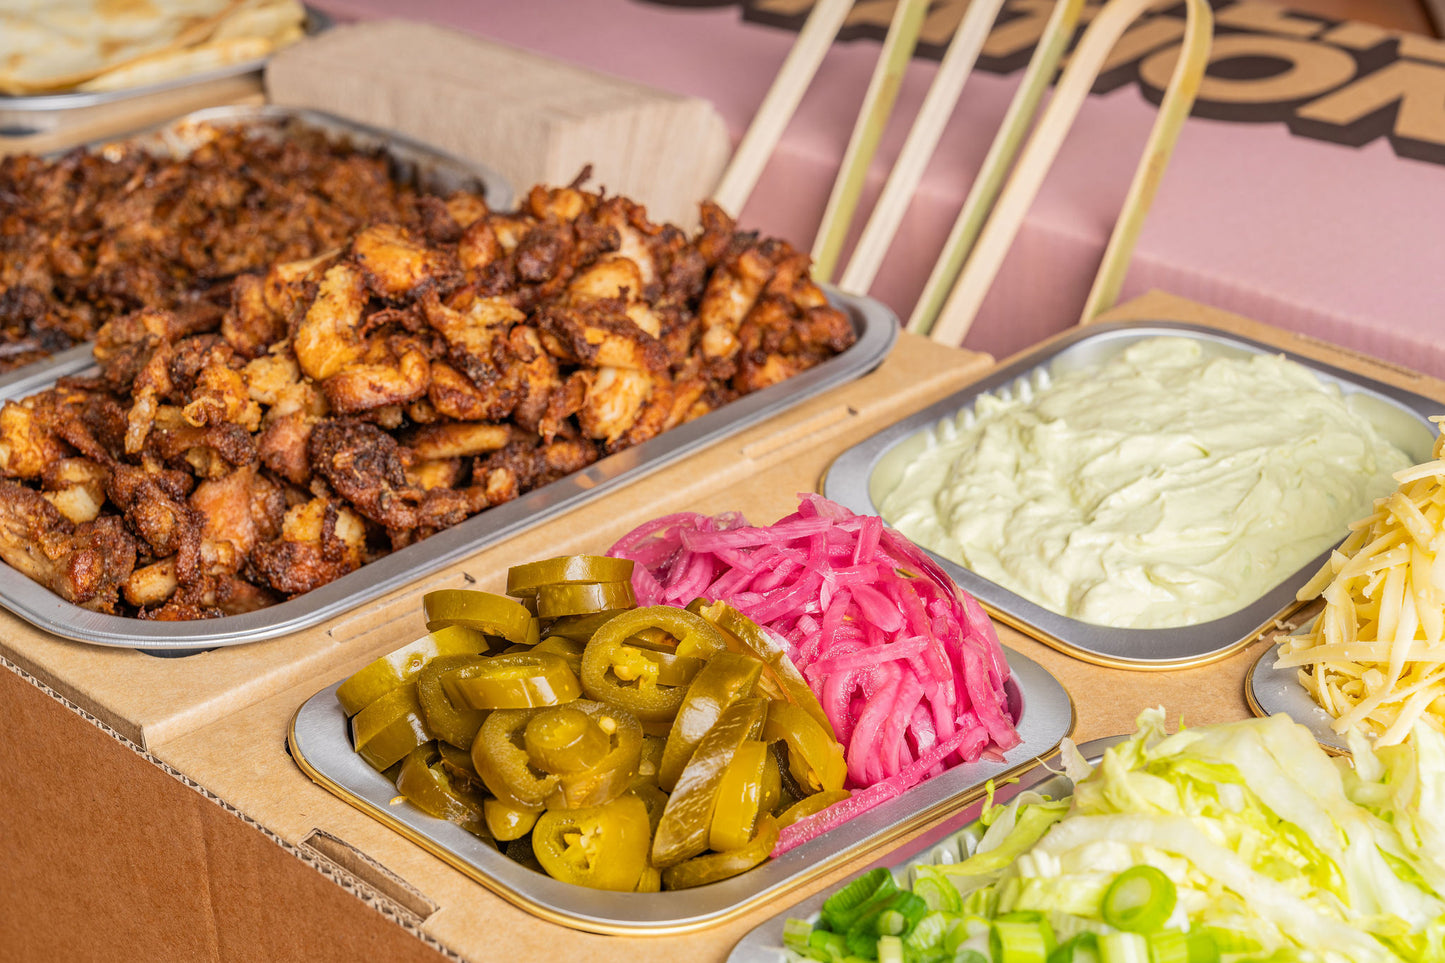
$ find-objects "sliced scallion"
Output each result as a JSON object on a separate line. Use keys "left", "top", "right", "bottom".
{"left": 1100, "top": 866, "right": 1176, "bottom": 934}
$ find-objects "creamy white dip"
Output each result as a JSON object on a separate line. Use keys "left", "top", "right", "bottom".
{"left": 877, "top": 337, "right": 1414, "bottom": 629}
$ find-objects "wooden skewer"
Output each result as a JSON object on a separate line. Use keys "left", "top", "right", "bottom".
{"left": 926, "top": 0, "right": 1214, "bottom": 346}
{"left": 1078, "top": 0, "right": 1214, "bottom": 324}
{"left": 810, "top": 0, "right": 929, "bottom": 284}
{"left": 905, "top": 0, "right": 1085, "bottom": 334}
{"left": 835, "top": 0, "right": 1009, "bottom": 297}
{"left": 710, "top": 0, "right": 854, "bottom": 218}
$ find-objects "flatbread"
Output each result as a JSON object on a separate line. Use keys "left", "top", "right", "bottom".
{"left": 0, "top": 0, "right": 305, "bottom": 96}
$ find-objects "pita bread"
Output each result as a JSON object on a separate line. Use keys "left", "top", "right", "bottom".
{"left": 0, "top": 0, "right": 305, "bottom": 96}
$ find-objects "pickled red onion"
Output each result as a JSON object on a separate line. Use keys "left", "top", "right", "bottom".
{"left": 607, "top": 493, "right": 1020, "bottom": 855}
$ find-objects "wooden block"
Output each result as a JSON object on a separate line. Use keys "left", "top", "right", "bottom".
{"left": 264, "top": 19, "right": 732, "bottom": 229}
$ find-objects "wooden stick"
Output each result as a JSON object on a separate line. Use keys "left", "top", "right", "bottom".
{"left": 1078, "top": 0, "right": 1214, "bottom": 323}
{"left": 810, "top": 0, "right": 929, "bottom": 283}
{"left": 906, "top": 0, "right": 1086, "bottom": 335}
{"left": 927, "top": 0, "right": 1213, "bottom": 346}
{"left": 710, "top": 0, "right": 853, "bottom": 218}
{"left": 835, "top": 0, "right": 1008, "bottom": 296}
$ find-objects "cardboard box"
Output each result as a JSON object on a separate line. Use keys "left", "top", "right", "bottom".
{"left": 7, "top": 295, "right": 1445, "bottom": 961}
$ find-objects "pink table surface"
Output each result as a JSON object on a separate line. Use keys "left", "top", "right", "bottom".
{"left": 313, "top": 0, "right": 1445, "bottom": 380}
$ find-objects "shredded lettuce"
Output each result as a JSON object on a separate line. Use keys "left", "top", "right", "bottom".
{"left": 790, "top": 709, "right": 1445, "bottom": 963}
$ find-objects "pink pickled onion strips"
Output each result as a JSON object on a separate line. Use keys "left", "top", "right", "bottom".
{"left": 606, "top": 493, "right": 1020, "bottom": 856}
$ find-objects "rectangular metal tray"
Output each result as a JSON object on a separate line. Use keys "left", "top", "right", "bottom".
{"left": 1247, "top": 617, "right": 1351, "bottom": 755}
{"left": 726, "top": 736, "right": 1122, "bottom": 963}
{"left": 0, "top": 288, "right": 894, "bottom": 648}
{"left": 823, "top": 321, "right": 1443, "bottom": 669}
{"left": 0, "top": 102, "right": 514, "bottom": 398}
{"left": 0, "top": 6, "right": 333, "bottom": 136}
{"left": 288, "top": 646, "right": 1073, "bottom": 936}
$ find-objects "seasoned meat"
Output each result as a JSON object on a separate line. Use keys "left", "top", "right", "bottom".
{"left": 0, "top": 174, "right": 853, "bottom": 618}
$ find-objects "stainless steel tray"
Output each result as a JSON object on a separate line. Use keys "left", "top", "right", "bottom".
{"left": 0, "top": 6, "right": 333, "bottom": 136}
{"left": 0, "top": 102, "right": 514, "bottom": 400}
{"left": 289, "top": 645, "right": 1072, "bottom": 936}
{"left": 726, "top": 736, "right": 1123, "bottom": 963}
{"left": 823, "top": 321, "right": 1442, "bottom": 670}
{"left": 0, "top": 289, "right": 894, "bottom": 648}
{"left": 1246, "top": 625, "right": 1351, "bottom": 755}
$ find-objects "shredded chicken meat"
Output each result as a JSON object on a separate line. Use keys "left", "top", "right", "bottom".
{"left": 0, "top": 120, "right": 475, "bottom": 370}
{"left": 0, "top": 174, "right": 854, "bottom": 618}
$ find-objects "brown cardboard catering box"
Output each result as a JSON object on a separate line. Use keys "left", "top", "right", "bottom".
{"left": 7, "top": 293, "right": 1445, "bottom": 962}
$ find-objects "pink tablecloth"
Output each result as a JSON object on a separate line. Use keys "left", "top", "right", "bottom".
{"left": 314, "top": 0, "right": 1445, "bottom": 381}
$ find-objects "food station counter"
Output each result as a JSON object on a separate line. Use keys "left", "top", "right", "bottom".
{"left": 6, "top": 2, "right": 1445, "bottom": 962}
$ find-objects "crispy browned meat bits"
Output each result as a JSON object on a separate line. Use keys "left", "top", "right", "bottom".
{"left": 0, "top": 177, "right": 855, "bottom": 619}
{"left": 0, "top": 121, "right": 473, "bottom": 370}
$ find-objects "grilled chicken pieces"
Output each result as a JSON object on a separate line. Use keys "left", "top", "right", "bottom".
{"left": 0, "top": 174, "right": 854, "bottom": 618}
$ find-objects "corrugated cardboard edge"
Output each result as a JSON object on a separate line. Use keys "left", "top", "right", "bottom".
{"left": 0, "top": 653, "right": 463, "bottom": 962}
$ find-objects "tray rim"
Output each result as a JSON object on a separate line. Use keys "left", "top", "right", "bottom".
{"left": 1245, "top": 619, "right": 1352, "bottom": 756}
{"left": 822, "top": 319, "right": 1445, "bottom": 671}
{"left": 287, "top": 645, "right": 1074, "bottom": 936}
{"left": 0, "top": 287, "right": 895, "bottom": 648}
{"left": 724, "top": 735, "right": 1127, "bottom": 963}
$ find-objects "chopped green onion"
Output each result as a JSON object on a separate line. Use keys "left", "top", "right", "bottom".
{"left": 1184, "top": 931, "right": 1220, "bottom": 963}
{"left": 1098, "top": 932, "right": 1150, "bottom": 963}
{"left": 810, "top": 929, "right": 849, "bottom": 962}
{"left": 912, "top": 867, "right": 964, "bottom": 913}
{"left": 1101, "top": 866, "right": 1176, "bottom": 934}
{"left": 823, "top": 868, "right": 898, "bottom": 932}
{"left": 1144, "top": 931, "right": 1187, "bottom": 963}
{"left": 878, "top": 910, "right": 908, "bottom": 937}
{"left": 991, "top": 919, "right": 1052, "bottom": 963}
{"left": 954, "top": 952, "right": 988, "bottom": 963}
{"left": 904, "top": 912, "right": 952, "bottom": 954}
{"left": 1047, "top": 933, "right": 1102, "bottom": 963}
{"left": 784, "top": 918, "right": 815, "bottom": 952}
{"left": 877, "top": 935, "right": 905, "bottom": 963}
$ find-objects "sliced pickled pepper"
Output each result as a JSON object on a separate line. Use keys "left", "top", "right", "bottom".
{"left": 506, "top": 555, "right": 634, "bottom": 597}
{"left": 544, "top": 701, "right": 644, "bottom": 811}
{"left": 441, "top": 652, "right": 581, "bottom": 710}
{"left": 483, "top": 797, "right": 541, "bottom": 841}
{"left": 416, "top": 654, "right": 490, "bottom": 750}
{"left": 523, "top": 705, "right": 611, "bottom": 774}
{"left": 763, "top": 701, "right": 847, "bottom": 793}
{"left": 694, "top": 600, "right": 836, "bottom": 739}
{"left": 651, "top": 697, "right": 767, "bottom": 869}
{"left": 709, "top": 739, "right": 768, "bottom": 852}
{"left": 581, "top": 607, "right": 723, "bottom": 722}
{"left": 352, "top": 682, "right": 435, "bottom": 771}
{"left": 541, "top": 611, "right": 617, "bottom": 643}
{"left": 532, "top": 795, "right": 652, "bottom": 891}
{"left": 776, "top": 788, "right": 850, "bottom": 828}
{"left": 471, "top": 708, "right": 557, "bottom": 809}
{"left": 531, "top": 634, "right": 586, "bottom": 676}
{"left": 395, "top": 743, "right": 489, "bottom": 837}
{"left": 760, "top": 745, "right": 783, "bottom": 815}
{"left": 658, "top": 651, "right": 764, "bottom": 792}
{"left": 535, "top": 580, "right": 636, "bottom": 619}
{"left": 660, "top": 814, "right": 780, "bottom": 890}
{"left": 336, "top": 628, "right": 489, "bottom": 716}
{"left": 423, "top": 589, "right": 537, "bottom": 645}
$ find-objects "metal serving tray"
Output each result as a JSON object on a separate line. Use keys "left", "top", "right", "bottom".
{"left": 289, "top": 646, "right": 1072, "bottom": 936}
{"left": 823, "top": 321, "right": 1443, "bottom": 670}
{"left": 1246, "top": 623, "right": 1351, "bottom": 755}
{"left": 0, "top": 103, "right": 514, "bottom": 399}
{"left": 0, "top": 6, "right": 333, "bottom": 137}
{"left": 726, "top": 736, "right": 1122, "bottom": 963}
{"left": 0, "top": 289, "right": 894, "bottom": 648}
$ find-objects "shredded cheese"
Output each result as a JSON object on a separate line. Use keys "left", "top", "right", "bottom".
{"left": 1280, "top": 417, "right": 1445, "bottom": 745}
